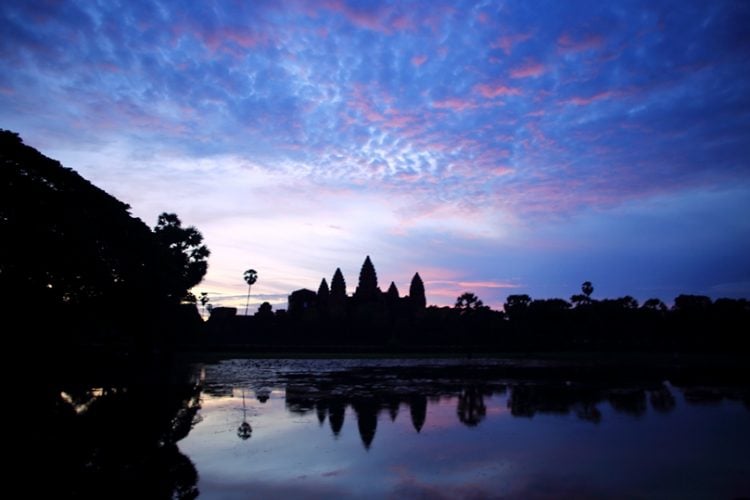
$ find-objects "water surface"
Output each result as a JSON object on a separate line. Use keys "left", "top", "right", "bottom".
{"left": 178, "top": 358, "right": 750, "bottom": 498}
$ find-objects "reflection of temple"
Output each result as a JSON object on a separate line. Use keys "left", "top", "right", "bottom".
{"left": 280, "top": 373, "right": 704, "bottom": 449}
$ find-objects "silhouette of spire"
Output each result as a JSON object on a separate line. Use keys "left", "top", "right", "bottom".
{"left": 317, "top": 278, "right": 329, "bottom": 310}
{"left": 409, "top": 272, "right": 426, "bottom": 310}
{"left": 353, "top": 400, "right": 378, "bottom": 450}
{"left": 409, "top": 395, "right": 427, "bottom": 433}
{"left": 330, "top": 268, "right": 347, "bottom": 300}
{"left": 329, "top": 401, "right": 345, "bottom": 436}
{"left": 316, "top": 401, "right": 327, "bottom": 426}
{"left": 354, "top": 256, "right": 379, "bottom": 302}
{"left": 329, "top": 268, "right": 347, "bottom": 316}
{"left": 386, "top": 281, "right": 399, "bottom": 299}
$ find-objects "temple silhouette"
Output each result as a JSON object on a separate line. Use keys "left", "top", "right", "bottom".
{"left": 287, "top": 256, "right": 426, "bottom": 317}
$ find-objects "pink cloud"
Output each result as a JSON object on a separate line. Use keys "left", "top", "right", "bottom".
{"left": 320, "top": 0, "right": 414, "bottom": 34}
{"left": 490, "top": 166, "right": 514, "bottom": 176}
{"left": 561, "top": 90, "right": 615, "bottom": 106}
{"left": 474, "top": 83, "right": 522, "bottom": 99}
{"left": 392, "top": 14, "right": 414, "bottom": 31}
{"left": 491, "top": 31, "right": 533, "bottom": 55}
{"left": 432, "top": 97, "right": 479, "bottom": 112}
{"left": 510, "top": 60, "right": 547, "bottom": 79}
{"left": 458, "top": 281, "right": 520, "bottom": 289}
{"left": 411, "top": 54, "right": 428, "bottom": 67}
{"left": 557, "top": 32, "right": 604, "bottom": 53}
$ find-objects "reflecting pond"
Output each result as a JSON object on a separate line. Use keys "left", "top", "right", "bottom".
{"left": 43, "top": 357, "right": 749, "bottom": 498}
{"left": 178, "top": 359, "right": 750, "bottom": 499}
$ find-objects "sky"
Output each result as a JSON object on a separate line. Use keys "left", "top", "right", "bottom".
{"left": 2, "top": 0, "right": 749, "bottom": 310}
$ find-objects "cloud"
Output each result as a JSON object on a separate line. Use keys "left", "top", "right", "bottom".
{"left": 411, "top": 54, "right": 428, "bottom": 67}
{"left": 557, "top": 32, "right": 605, "bottom": 53}
{"left": 509, "top": 60, "right": 547, "bottom": 79}
{"left": 492, "top": 32, "right": 533, "bottom": 55}
{"left": 474, "top": 83, "right": 522, "bottom": 99}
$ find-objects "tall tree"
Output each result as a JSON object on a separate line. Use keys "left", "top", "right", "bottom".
{"left": 243, "top": 269, "right": 258, "bottom": 315}
{"left": 455, "top": 292, "right": 484, "bottom": 312}
{"left": 199, "top": 292, "right": 210, "bottom": 317}
{"left": 504, "top": 294, "right": 531, "bottom": 319}
{"left": 409, "top": 273, "right": 426, "bottom": 310}
{"left": 354, "top": 255, "right": 379, "bottom": 302}
{"left": 153, "top": 213, "right": 210, "bottom": 302}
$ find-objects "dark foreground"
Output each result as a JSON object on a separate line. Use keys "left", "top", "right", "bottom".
{"left": 34, "top": 354, "right": 750, "bottom": 499}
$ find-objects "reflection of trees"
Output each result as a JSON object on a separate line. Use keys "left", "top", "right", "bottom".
{"left": 38, "top": 361, "right": 202, "bottom": 499}
{"left": 237, "top": 389, "right": 252, "bottom": 440}
{"left": 457, "top": 387, "right": 486, "bottom": 427}
{"left": 649, "top": 384, "right": 676, "bottom": 413}
{"left": 607, "top": 389, "right": 647, "bottom": 416}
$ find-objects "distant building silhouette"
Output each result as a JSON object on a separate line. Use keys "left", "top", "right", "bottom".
{"left": 409, "top": 273, "right": 426, "bottom": 310}
{"left": 288, "top": 289, "right": 318, "bottom": 316}
{"left": 354, "top": 256, "right": 380, "bottom": 302}
{"left": 317, "top": 278, "right": 330, "bottom": 310}
{"left": 329, "top": 267, "right": 347, "bottom": 313}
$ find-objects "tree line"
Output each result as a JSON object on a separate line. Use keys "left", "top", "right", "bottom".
{"left": 205, "top": 258, "right": 750, "bottom": 353}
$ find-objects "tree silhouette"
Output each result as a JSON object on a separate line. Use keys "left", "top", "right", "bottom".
{"left": 199, "top": 292, "right": 210, "bottom": 317}
{"left": 504, "top": 294, "right": 531, "bottom": 319}
{"left": 153, "top": 213, "right": 210, "bottom": 302}
{"left": 237, "top": 389, "right": 252, "bottom": 440}
{"left": 581, "top": 281, "right": 594, "bottom": 298}
{"left": 642, "top": 298, "right": 667, "bottom": 312}
{"left": 1, "top": 129, "right": 211, "bottom": 348}
{"left": 457, "top": 387, "right": 487, "bottom": 427}
{"left": 243, "top": 269, "right": 258, "bottom": 316}
{"left": 455, "top": 292, "right": 484, "bottom": 312}
{"left": 409, "top": 272, "right": 426, "bottom": 310}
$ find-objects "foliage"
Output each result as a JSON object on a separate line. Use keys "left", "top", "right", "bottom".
{"left": 455, "top": 292, "right": 484, "bottom": 312}
{"left": 0, "top": 129, "right": 209, "bottom": 348}
{"left": 154, "top": 213, "right": 210, "bottom": 301}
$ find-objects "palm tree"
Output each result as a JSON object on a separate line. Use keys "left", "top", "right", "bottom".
{"left": 243, "top": 269, "right": 258, "bottom": 315}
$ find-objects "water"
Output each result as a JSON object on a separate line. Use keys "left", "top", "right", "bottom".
{"left": 44, "top": 357, "right": 749, "bottom": 498}
{"left": 178, "top": 359, "right": 750, "bottom": 499}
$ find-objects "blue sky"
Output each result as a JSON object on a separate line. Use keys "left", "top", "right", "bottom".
{"left": 2, "top": 0, "right": 749, "bottom": 309}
